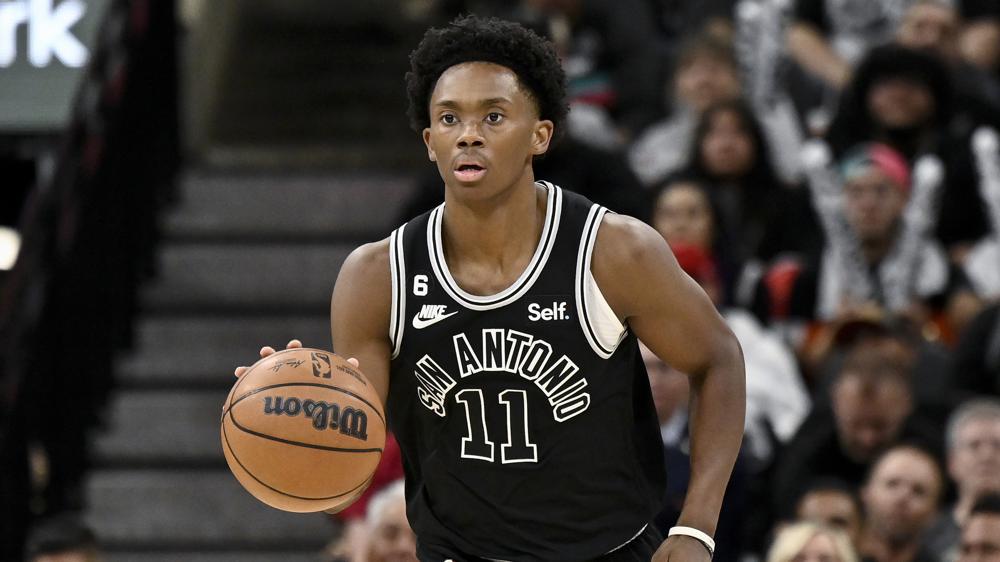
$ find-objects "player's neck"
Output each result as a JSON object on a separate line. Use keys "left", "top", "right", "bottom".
{"left": 440, "top": 178, "right": 547, "bottom": 290}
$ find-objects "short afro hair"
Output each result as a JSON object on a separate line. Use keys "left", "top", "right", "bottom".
{"left": 405, "top": 15, "right": 568, "bottom": 140}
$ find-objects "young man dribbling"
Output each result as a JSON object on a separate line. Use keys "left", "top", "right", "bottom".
{"left": 237, "top": 15, "right": 745, "bottom": 561}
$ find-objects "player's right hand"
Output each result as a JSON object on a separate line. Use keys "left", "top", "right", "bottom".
{"left": 233, "top": 339, "right": 303, "bottom": 378}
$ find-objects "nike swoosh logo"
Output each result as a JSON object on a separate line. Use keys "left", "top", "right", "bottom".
{"left": 412, "top": 310, "right": 459, "bottom": 329}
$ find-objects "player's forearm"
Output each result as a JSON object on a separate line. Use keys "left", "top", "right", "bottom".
{"left": 786, "top": 23, "right": 851, "bottom": 89}
{"left": 676, "top": 332, "right": 745, "bottom": 536}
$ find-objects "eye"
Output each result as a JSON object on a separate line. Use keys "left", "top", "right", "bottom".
{"left": 486, "top": 112, "right": 504, "bottom": 124}
{"left": 440, "top": 113, "right": 457, "bottom": 125}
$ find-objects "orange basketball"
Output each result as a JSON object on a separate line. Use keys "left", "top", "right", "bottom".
{"left": 221, "top": 348, "right": 385, "bottom": 513}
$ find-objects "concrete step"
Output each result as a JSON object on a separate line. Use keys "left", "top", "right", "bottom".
{"left": 166, "top": 173, "right": 416, "bottom": 241}
{"left": 142, "top": 243, "right": 353, "bottom": 312}
{"left": 85, "top": 469, "right": 332, "bottom": 547}
{"left": 118, "top": 315, "right": 330, "bottom": 388}
{"left": 93, "top": 390, "right": 227, "bottom": 465}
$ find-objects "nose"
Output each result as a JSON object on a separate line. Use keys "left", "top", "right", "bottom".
{"left": 457, "top": 121, "right": 485, "bottom": 148}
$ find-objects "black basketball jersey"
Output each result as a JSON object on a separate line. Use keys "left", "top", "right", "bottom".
{"left": 386, "top": 182, "right": 666, "bottom": 561}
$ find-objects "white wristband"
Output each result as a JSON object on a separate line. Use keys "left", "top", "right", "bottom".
{"left": 668, "top": 526, "right": 715, "bottom": 557}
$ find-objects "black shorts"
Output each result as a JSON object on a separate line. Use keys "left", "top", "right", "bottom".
{"left": 417, "top": 524, "right": 664, "bottom": 562}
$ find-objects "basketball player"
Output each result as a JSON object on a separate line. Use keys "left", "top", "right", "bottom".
{"left": 236, "top": 15, "right": 745, "bottom": 561}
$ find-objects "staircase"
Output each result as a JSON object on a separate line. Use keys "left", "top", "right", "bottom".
{"left": 83, "top": 5, "right": 429, "bottom": 559}
{"left": 86, "top": 171, "right": 416, "bottom": 560}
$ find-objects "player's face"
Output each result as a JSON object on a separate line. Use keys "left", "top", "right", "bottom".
{"left": 959, "top": 514, "right": 1000, "bottom": 562}
{"left": 949, "top": 418, "right": 1000, "bottom": 498}
{"left": 423, "top": 62, "right": 553, "bottom": 201}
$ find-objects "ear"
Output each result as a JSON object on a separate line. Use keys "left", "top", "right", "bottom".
{"left": 531, "top": 120, "right": 554, "bottom": 156}
{"left": 423, "top": 128, "right": 436, "bottom": 162}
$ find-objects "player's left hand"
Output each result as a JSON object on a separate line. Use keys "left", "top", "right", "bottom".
{"left": 652, "top": 535, "right": 712, "bottom": 561}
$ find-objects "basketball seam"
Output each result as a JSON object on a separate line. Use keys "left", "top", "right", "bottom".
{"left": 222, "top": 417, "right": 376, "bottom": 502}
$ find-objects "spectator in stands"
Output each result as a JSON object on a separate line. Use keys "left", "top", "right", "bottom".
{"left": 629, "top": 35, "right": 741, "bottom": 187}
{"left": 957, "top": 1, "right": 1000, "bottom": 78}
{"left": 630, "top": 35, "right": 804, "bottom": 188}
{"left": 859, "top": 445, "right": 944, "bottom": 562}
{"left": 924, "top": 400, "right": 1000, "bottom": 559}
{"left": 683, "top": 99, "right": 820, "bottom": 269}
{"left": 895, "top": 1, "right": 1000, "bottom": 122}
{"left": 952, "top": 304, "right": 1000, "bottom": 397}
{"left": 958, "top": 494, "right": 1000, "bottom": 562}
{"left": 786, "top": 0, "right": 908, "bottom": 92}
{"left": 772, "top": 337, "right": 941, "bottom": 518}
{"left": 361, "top": 479, "right": 417, "bottom": 562}
{"left": 825, "top": 44, "right": 991, "bottom": 251}
{"left": 25, "top": 514, "right": 99, "bottom": 562}
{"left": 651, "top": 178, "right": 739, "bottom": 303}
{"left": 796, "top": 480, "right": 866, "bottom": 549}
{"left": 766, "top": 521, "right": 859, "bottom": 562}
{"left": 518, "top": 0, "right": 663, "bottom": 145}
{"left": 788, "top": 142, "right": 978, "bottom": 332}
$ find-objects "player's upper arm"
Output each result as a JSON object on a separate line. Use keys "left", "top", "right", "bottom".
{"left": 331, "top": 239, "right": 392, "bottom": 405}
{"left": 592, "top": 213, "right": 740, "bottom": 377}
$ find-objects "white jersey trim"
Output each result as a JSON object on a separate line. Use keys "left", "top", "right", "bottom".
{"left": 427, "top": 182, "right": 562, "bottom": 311}
{"left": 389, "top": 224, "right": 407, "bottom": 359}
{"left": 575, "top": 205, "right": 627, "bottom": 359}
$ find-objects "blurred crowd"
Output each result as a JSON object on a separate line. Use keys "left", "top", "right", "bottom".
{"left": 364, "top": 0, "right": 1000, "bottom": 560}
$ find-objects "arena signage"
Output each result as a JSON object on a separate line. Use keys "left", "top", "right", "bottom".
{"left": 0, "top": 0, "right": 109, "bottom": 131}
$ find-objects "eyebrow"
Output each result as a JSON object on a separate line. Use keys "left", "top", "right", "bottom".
{"left": 433, "top": 97, "right": 513, "bottom": 109}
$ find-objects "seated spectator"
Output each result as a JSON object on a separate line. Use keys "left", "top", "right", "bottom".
{"left": 683, "top": 99, "right": 820, "bottom": 269}
{"left": 859, "top": 445, "right": 944, "bottom": 562}
{"left": 957, "top": 1, "right": 1000, "bottom": 77}
{"left": 952, "top": 304, "right": 1000, "bottom": 397}
{"left": 24, "top": 513, "right": 99, "bottom": 562}
{"left": 925, "top": 400, "right": 1000, "bottom": 559}
{"left": 789, "top": 142, "right": 978, "bottom": 334}
{"left": 361, "top": 479, "right": 417, "bottom": 562}
{"left": 825, "top": 44, "right": 991, "bottom": 251}
{"left": 651, "top": 178, "right": 738, "bottom": 303}
{"left": 796, "top": 479, "right": 866, "bottom": 549}
{"left": 629, "top": 36, "right": 804, "bottom": 187}
{"left": 957, "top": 494, "right": 1000, "bottom": 562}
{"left": 895, "top": 0, "right": 1000, "bottom": 112}
{"left": 766, "top": 521, "right": 859, "bottom": 562}
{"left": 629, "top": 35, "right": 742, "bottom": 187}
{"left": 772, "top": 338, "right": 941, "bottom": 518}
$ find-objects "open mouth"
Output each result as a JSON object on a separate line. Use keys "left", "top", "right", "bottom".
{"left": 454, "top": 164, "right": 487, "bottom": 182}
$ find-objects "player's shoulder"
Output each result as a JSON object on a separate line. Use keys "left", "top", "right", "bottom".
{"left": 338, "top": 238, "right": 391, "bottom": 285}
{"left": 592, "top": 212, "right": 668, "bottom": 268}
